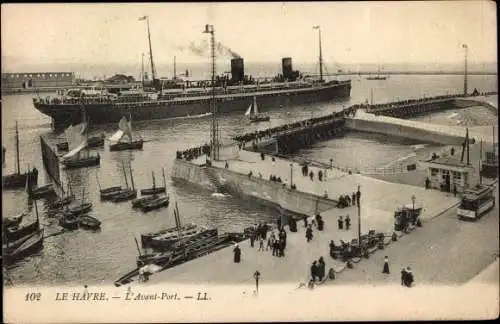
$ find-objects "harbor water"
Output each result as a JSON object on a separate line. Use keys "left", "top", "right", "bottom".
{"left": 2, "top": 74, "right": 497, "bottom": 285}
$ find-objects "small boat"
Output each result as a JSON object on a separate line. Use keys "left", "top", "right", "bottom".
{"left": 4, "top": 229, "right": 44, "bottom": 265}
{"left": 27, "top": 183, "right": 56, "bottom": 199}
{"left": 67, "top": 202, "right": 92, "bottom": 215}
{"left": 5, "top": 220, "right": 40, "bottom": 243}
{"left": 141, "top": 223, "right": 198, "bottom": 247}
{"left": 140, "top": 169, "right": 167, "bottom": 195}
{"left": 245, "top": 96, "right": 270, "bottom": 123}
{"left": 3, "top": 230, "right": 38, "bottom": 254}
{"left": 2, "top": 121, "right": 39, "bottom": 189}
{"left": 100, "top": 188, "right": 125, "bottom": 201}
{"left": 58, "top": 212, "right": 79, "bottom": 230}
{"left": 140, "top": 196, "right": 169, "bottom": 212}
{"left": 96, "top": 173, "right": 125, "bottom": 200}
{"left": 57, "top": 133, "right": 105, "bottom": 151}
{"left": 3, "top": 213, "right": 26, "bottom": 228}
{"left": 78, "top": 215, "right": 101, "bottom": 230}
{"left": 132, "top": 195, "right": 157, "bottom": 208}
{"left": 60, "top": 107, "right": 101, "bottom": 169}
{"left": 108, "top": 115, "right": 144, "bottom": 151}
{"left": 112, "top": 163, "right": 137, "bottom": 202}
{"left": 50, "top": 195, "right": 74, "bottom": 209}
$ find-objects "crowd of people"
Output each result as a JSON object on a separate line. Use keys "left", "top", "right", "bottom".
{"left": 233, "top": 110, "right": 350, "bottom": 147}
{"left": 176, "top": 144, "right": 211, "bottom": 161}
{"left": 248, "top": 223, "right": 288, "bottom": 258}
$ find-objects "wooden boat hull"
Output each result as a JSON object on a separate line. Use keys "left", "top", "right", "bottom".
{"left": 50, "top": 196, "right": 73, "bottom": 209}
{"left": 100, "top": 186, "right": 123, "bottom": 194}
{"left": 3, "top": 230, "right": 37, "bottom": 254}
{"left": 68, "top": 202, "right": 93, "bottom": 215}
{"left": 149, "top": 228, "right": 218, "bottom": 252}
{"left": 29, "top": 184, "right": 56, "bottom": 199}
{"left": 132, "top": 196, "right": 157, "bottom": 208}
{"left": 249, "top": 116, "right": 270, "bottom": 122}
{"left": 3, "top": 213, "right": 25, "bottom": 228}
{"left": 78, "top": 215, "right": 101, "bottom": 230}
{"left": 140, "top": 187, "right": 166, "bottom": 195}
{"left": 4, "top": 220, "right": 40, "bottom": 243}
{"left": 58, "top": 215, "right": 79, "bottom": 230}
{"left": 2, "top": 171, "right": 38, "bottom": 189}
{"left": 62, "top": 155, "right": 100, "bottom": 169}
{"left": 112, "top": 190, "right": 137, "bottom": 202}
{"left": 141, "top": 223, "right": 198, "bottom": 247}
{"left": 109, "top": 140, "right": 144, "bottom": 152}
{"left": 4, "top": 229, "right": 44, "bottom": 265}
{"left": 100, "top": 188, "right": 125, "bottom": 200}
{"left": 140, "top": 197, "right": 169, "bottom": 212}
{"left": 57, "top": 136, "right": 105, "bottom": 151}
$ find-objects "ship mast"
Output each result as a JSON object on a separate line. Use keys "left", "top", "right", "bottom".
{"left": 141, "top": 53, "right": 145, "bottom": 88}
{"left": 139, "top": 16, "right": 157, "bottom": 84}
{"left": 313, "top": 26, "right": 324, "bottom": 82}
{"left": 204, "top": 24, "right": 219, "bottom": 161}
{"left": 15, "top": 121, "right": 20, "bottom": 174}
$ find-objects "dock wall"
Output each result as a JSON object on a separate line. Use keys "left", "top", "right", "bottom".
{"left": 40, "top": 136, "right": 61, "bottom": 185}
{"left": 172, "top": 159, "right": 338, "bottom": 219}
{"left": 345, "top": 118, "right": 465, "bottom": 146}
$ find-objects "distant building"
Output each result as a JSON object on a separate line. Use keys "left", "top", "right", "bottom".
{"left": 1, "top": 72, "right": 75, "bottom": 90}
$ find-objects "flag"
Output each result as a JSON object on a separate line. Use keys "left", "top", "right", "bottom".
{"left": 313, "top": 26, "right": 320, "bottom": 29}
{"left": 138, "top": 16, "right": 147, "bottom": 21}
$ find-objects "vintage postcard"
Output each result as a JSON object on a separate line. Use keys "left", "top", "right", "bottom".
{"left": 2, "top": 1, "right": 498, "bottom": 322}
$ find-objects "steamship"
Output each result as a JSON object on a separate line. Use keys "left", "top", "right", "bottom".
{"left": 32, "top": 22, "right": 351, "bottom": 128}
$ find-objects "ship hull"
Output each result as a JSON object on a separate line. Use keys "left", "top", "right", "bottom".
{"left": 33, "top": 82, "right": 351, "bottom": 128}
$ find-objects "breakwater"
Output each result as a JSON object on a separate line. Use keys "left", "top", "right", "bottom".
{"left": 171, "top": 158, "right": 337, "bottom": 220}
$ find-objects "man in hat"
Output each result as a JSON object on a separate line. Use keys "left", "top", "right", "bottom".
{"left": 405, "top": 267, "right": 414, "bottom": 287}
{"left": 338, "top": 215, "right": 344, "bottom": 230}
{"left": 400, "top": 267, "right": 407, "bottom": 286}
{"left": 345, "top": 214, "right": 351, "bottom": 230}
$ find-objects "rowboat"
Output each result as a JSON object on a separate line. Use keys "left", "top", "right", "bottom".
{"left": 57, "top": 134, "right": 105, "bottom": 151}
{"left": 140, "top": 196, "right": 169, "bottom": 212}
{"left": 101, "top": 186, "right": 123, "bottom": 194}
{"left": 4, "top": 220, "right": 40, "bottom": 243}
{"left": 58, "top": 213, "right": 79, "bottom": 230}
{"left": 131, "top": 196, "right": 158, "bottom": 208}
{"left": 149, "top": 228, "right": 218, "bottom": 251}
{"left": 67, "top": 202, "right": 92, "bottom": 215}
{"left": 78, "top": 215, "right": 101, "bottom": 230}
{"left": 3, "top": 230, "right": 38, "bottom": 254}
{"left": 28, "top": 183, "right": 56, "bottom": 199}
{"left": 112, "top": 189, "right": 137, "bottom": 202}
{"left": 140, "top": 169, "right": 167, "bottom": 196}
{"left": 100, "top": 188, "right": 125, "bottom": 200}
{"left": 141, "top": 223, "right": 198, "bottom": 247}
{"left": 3, "top": 213, "right": 26, "bottom": 228}
{"left": 4, "top": 229, "right": 44, "bottom": 265}
{"left": 109, "top": 140, "right": 144, "bottom": 151}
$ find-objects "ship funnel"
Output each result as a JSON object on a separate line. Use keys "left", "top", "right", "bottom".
{"left": 231, "top": 58, "right": 244, "bottom": 83}
{"left": 282, "top": 57, "right": 293, "bottom": 80}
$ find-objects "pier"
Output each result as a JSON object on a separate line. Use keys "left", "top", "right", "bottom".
{"left": 158, "top": 91, "right": 498, "bottom": 287}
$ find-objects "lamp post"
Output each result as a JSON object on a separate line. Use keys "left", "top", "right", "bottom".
{"left": 462, "top": 44, "right": 468, "bottom": 96}
{"left": 356, "top": 185, "right": 361, "bottom": 249}
{"left": 290, "top": 163, "right": 293, "bottom": 188}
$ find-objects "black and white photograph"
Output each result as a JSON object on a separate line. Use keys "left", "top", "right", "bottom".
{"left": 2, "top": 2, "right": 498, "bottom": 322}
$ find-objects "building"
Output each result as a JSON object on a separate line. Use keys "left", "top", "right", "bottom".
{"left": 1, "top": 72, "right": 75, "bottom": 90}
{"left": 426, "top": 156, "right": 477, "bottom": 193}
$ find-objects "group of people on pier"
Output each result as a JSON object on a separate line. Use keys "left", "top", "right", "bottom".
{"left": 233, "top": 110, "right": 350, "bottom": 148}
{"left": 310, "top": 257, "right": 326, "bottom": 282}
{"left": 336, "top": 214, "right": 351, "bottom": 230}
{"left": 248, "top": 222, "right": 288, "bottom": 258}
{"left": 336, "top": 191, "right": 359, "bottom": 208}
{"left": 176, "top": 144, "right": 211, "bottom": 161}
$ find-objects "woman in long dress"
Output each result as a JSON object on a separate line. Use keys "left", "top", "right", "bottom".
{"left": 382, "top": 256, "right": 390, "bottom": 274}
{"left": 233, "top": 244, "right": 241, "bottom": 263}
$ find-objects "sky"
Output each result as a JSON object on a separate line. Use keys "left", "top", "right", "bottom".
{"left": 1, "top": 2, "right": 497, "bottom": 69}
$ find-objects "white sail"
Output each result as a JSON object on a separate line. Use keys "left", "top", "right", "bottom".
{"left": 62, "top": 138, "right": 88, "bottom": 160}
{"left": 253, "top": 97, "right": 259, "bottom": 114}
{"left": 244, "top": 104, "right": 252, "bottom": 116}
{"left": 109, "top": 130, "right": 125, "bottom": 142}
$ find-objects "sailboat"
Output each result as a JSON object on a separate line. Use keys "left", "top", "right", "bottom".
{"left": 112, "top": 162, "right": 138, "bottom": 202}
{"left": 132, "top": 171, "right": 161, "bottom": 208}
{"left": 2, "top": 121, "right": 39, "bottom": 189}
{"left": 245, "top": 96, "right": 270, "bottom": 123}
{"left": 57, "top": 133, "right": 105, "bottom": 151}
{"left": 50, "top": 181, "right": 74, "bottom": 209}
{"left": 109, "top": 115, "right": 144, "bottom": 151}
{"left": 96, "top": 172, "right": 123, "bottom": 200}
{"left": 61, "top": 107, "right": 100, "bottom": 169}
{"left": 140, "top": 168, "right": 166, "bottom": 195}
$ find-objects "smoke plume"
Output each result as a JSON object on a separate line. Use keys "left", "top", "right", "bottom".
{"left": 177, "top": 40, "right": 241, "bottom": 59}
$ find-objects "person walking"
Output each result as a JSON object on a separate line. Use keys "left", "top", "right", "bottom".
{"left": 382, "top": 256, "right": 390, "bottom": 274}
{"left": 400, "top": 267, "right": 407, "bottom": 286}
{"left": 258, "top": 237, "right": 264, "bottom": 252}
{"left": 310, "top": 261, "right": 318, "bottom": 282}
{"left": 250, "top": 232, "right": 255, "bottom": 248}
{"left": 233, "top": 244, "right": 241, "bottom": 263}
{"left": 318, "top": 257, "right": 326, "bottom": 282}
{"left": 306, "top": 225, "right": 313, "bottom": 242}
{"left": 405, "top": 267, "right": 414, "bottom": 287}
{"left": 352, "top": 192, "right": 357, "bottom": 207}
{"left": 254, "top": 270, "right": 261, "bottom": 293}
{"left": 338, "top": 215, "right": 344, "bottom": 230}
